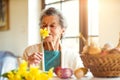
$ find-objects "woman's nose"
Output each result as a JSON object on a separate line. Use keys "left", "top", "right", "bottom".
{"left": 46, "top": 26, "right": 51, "bottom": 33}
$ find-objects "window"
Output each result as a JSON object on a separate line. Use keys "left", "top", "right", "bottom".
{"left": 88, "top": 0, "right": 99, "bottom": 45}
{"left": 88, "top": 0, "right": 99, "bottom": 36}
{"left": 42, "top": 0, "right": 80, "bottom": 53}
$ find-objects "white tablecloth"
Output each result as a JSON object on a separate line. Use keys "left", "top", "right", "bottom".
{"left": 49, "top": 71, "right": 120, "bottom": 80}
{"left": 50, "top": 76, "right": 120, "bottom": 80}
{"left": 50, "top": 72, "right": 120, "bottom": 80}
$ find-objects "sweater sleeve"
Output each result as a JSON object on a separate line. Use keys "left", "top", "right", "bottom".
{"left": 62, "top": 48, "right": 84, "bottom": 71}
{"left": 22, "top": 43, "right": 42, "bottom": 61}
{"left": 22, "top": 43, "right": 43, "bottom": 70}
{"left": 73, "top": 52, "right": 84, "bottom": 70}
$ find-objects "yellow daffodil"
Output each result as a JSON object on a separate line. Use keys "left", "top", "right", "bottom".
{"left": 48, "top": 67, "right": 54, "bottom": 78}
{"left": 13, "top": 72, "right": 21, "bottom": 80}
{"left": 7, "top": 71, "right": 14, "bottom": 80}
{"left": 17, "top": 60, "right": 28, "bottom": 78}
{"left": 40, "top": 28, "right": 49, "bottom": 39}
{"left": 1, "top": 60, "right": 54, "bottom": 80}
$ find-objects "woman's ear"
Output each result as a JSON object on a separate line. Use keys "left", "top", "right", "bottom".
{"left": 60, "top": 28, "right": 66, "bottom": 39}
{"left": 62, "top": 28, "right": 66, "bottom": 34}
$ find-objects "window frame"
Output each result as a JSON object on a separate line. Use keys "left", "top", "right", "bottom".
{"left": 80, "top": 0, "right": 88, "bottom": 53}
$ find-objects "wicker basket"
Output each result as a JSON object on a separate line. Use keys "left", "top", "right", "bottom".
{"left": 81, "top": 53, "right": 120, "bottom": 77}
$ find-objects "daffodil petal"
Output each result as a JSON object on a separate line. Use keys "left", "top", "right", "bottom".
{"left": 40, "top": 28, "right": 49, "bottom": 39}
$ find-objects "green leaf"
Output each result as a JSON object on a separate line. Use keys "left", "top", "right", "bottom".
{"left": 1, "top": 72, "right": 9, "bottom": 78}
{"left": 0, "top": 69, "right": 17, "bottom": 78}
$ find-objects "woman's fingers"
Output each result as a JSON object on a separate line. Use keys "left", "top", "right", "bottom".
{"left": 28, "top": 52, "right": 43, "bottom": 65}
{"left": 47, "top": 42, "right": 50, "bottom": 51}
{"left": 43, "top": 42, "right": 48, "bottom": 50}
{"left": 43, "top": 42, "right": 54, "bottom": 50}
{"left": 43, "top": 35, "right": 60, "bottom": 51}
{"left": 35, "top": 52, "right": 43, "bottom": 60}
{"left": 47, "top": 42, "right": 54, "bottom": 50}
{"left": 30, "top": 53, "right": 42, "bottom": 60}
{"left": 54, "top": 37, "right": 60, "bottom": 50}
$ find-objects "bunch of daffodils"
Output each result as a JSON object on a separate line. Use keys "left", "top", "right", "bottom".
{"left": 1, "top": 60, "right": 54, "bottom": 80}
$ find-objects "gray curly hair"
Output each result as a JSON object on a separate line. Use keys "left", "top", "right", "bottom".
{"left": 39, "top": 7, "right": 67, "bottom": 29}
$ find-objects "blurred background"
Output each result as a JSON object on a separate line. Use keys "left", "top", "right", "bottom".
{"left": 0, "top": 0, "right": 119, "bottom": 57}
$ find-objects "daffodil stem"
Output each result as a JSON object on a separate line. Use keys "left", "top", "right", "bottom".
{"left": 41, "top": 41, "right": 45, "bottom": 71}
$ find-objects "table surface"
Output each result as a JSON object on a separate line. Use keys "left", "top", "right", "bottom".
{"left": 50, "top": 76, "right": 120, "bottom": 80}
{"left": 50, "top": 72, "right": 120, "bottom": 80}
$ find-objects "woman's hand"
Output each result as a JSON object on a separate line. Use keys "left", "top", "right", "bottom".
{"left": 43, "top": 35, "right": 60, "bottom": 51}
{"left": 28, "top": 52, "right": 43, "bottom": 66}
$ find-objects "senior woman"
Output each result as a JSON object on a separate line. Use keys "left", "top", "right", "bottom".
{"left": 23, "top": 7, "right": 83, "bottom": 71}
